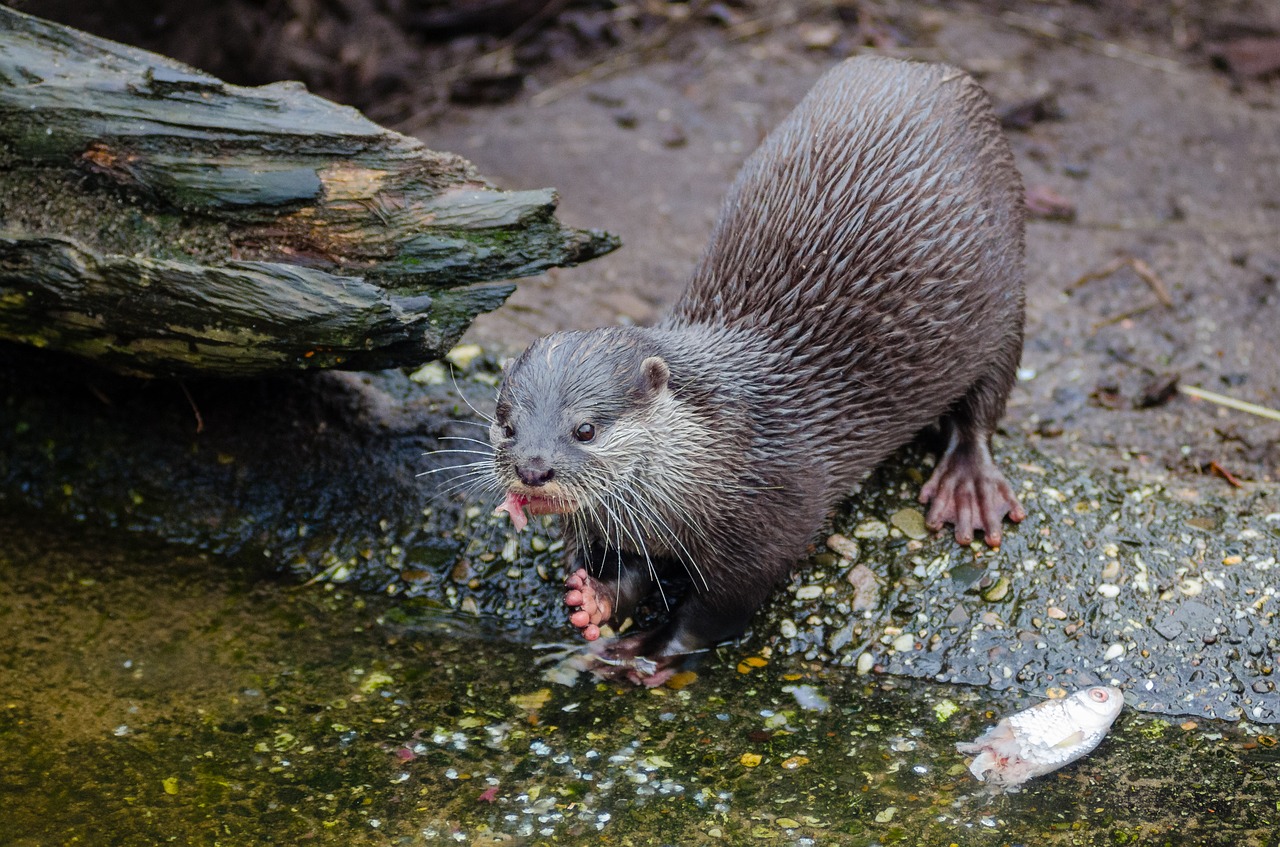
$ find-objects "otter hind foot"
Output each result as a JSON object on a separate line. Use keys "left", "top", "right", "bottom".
{"left": 565, "top": 568, "right": 613, "bottom": 641}
{"left": 587, "top": 633, "right": 680, "bottom": 688}
{"left": 920, "top": 440, "right": 1026, "bottom": 547}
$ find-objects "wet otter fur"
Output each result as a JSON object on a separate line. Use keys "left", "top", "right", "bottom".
{"left": 488, "top": 56, "right": 1027, "bottom": 686}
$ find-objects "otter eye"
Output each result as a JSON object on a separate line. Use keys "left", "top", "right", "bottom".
{"left": 573, "top": 422, "right": 596, "bottom": 443}
{"left": 502, "top": 423, "right": 515, "bottom": 439}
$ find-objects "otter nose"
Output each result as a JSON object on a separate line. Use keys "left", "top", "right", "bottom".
{"left": 516, "top": 458, "right": 555, "bottom": 487}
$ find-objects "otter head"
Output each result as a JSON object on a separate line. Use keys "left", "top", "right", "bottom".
{"left": 489, "top": 328, "right": 670, "bottom": 531}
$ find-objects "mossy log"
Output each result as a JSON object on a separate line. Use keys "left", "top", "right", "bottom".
{"left": 0, "top": 7, "right": 618, "bottom": 377}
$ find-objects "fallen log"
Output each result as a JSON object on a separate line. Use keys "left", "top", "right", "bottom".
{"left": 0, "top": 7, "right": 618, "bottom": 377}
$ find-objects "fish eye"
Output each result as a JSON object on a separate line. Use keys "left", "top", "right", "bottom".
{"left": 1088, "top": 688, "right": 1109, "bottom": 702}
{"left": 573, "top": 422, "right": 596, "bottom": 443}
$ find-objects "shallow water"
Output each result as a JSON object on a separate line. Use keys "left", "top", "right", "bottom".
{"left": 2, "top": 512, "right": 1275, "bottom": 847}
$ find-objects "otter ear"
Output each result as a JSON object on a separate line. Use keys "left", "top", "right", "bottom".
{"left": 640, "top": 356, "right": 670, "bottom": 396}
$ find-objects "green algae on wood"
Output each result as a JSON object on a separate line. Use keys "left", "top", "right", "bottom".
{"left": 0, "top": 7, "right": 618, "bottom": 377}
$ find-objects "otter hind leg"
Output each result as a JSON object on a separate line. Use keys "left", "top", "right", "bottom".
{"left": 919, "top": 349, "right": 1026, "bottom": 547}
{"left": 593, "top": 570, "right": 781, "bottom": 687}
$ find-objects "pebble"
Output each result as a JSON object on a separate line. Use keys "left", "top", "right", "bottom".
{"left": 889, "top": 507, "right": 928, "bottom": 539}
{"left": 445, "top": 343, "right": 483, "bottom": 369}
{"left": 779, "top": 619, "right": 798, "bottom": 639}
{"left": 1103, "top": 643, "right": 1125, "bottom": 661}
{"left": 827, "top": 533, "right": 859, "bottom": 560}
{"left": 1046, "top": 606, "right": 1068, "bottom": 619}
{"left": 795, "top": 585, "right": 823, "bottom": 601}
{"left": 856, "top": 652, "right": 874, "bottom": 675}
{"left": 1096, "top": 583, "right": 1120, "bottom": 599}
{"left": 892, "top": 633, "right": 915, "bottom": 652}
{"left": 981, "top": 576, "right": 1012, "bottom": 602}
{"left": 853, "top": 519, "right": 889, "bottom": 540}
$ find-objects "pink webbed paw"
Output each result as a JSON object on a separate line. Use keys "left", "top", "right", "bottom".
{"left": 588, "top": 634, "right": 678, "bottom": 688}
{"left": 920, "top": 451, "right": 1026, "bottom": 547}
{"left": 564, "top": 568, "right": 613, "bottom": 642}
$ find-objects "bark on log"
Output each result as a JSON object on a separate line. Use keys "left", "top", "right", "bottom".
{"left": 0, "top": 7, "right": 618, "bottom": 377}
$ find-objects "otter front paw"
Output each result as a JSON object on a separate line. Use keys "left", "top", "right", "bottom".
{"left": 565, "top": 568, "right": 613, "bottom": 641}
{"left": 920, "top": 451, "right": 1026, "bottom": 547}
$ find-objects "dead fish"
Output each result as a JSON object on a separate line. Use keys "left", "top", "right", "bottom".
{"left": 956, "top": 686, "right": 1123, "bottom": 791}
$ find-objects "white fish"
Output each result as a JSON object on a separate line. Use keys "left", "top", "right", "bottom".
{"left": 956, "top": 686, "right": 1123, "bottom": 791}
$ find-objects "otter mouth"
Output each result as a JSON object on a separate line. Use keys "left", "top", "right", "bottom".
{"left": 494, "top": 490, "right": 576, "bottom": 532}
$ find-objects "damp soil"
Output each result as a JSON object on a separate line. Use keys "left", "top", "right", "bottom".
{"left": 4, "top": 0, "right": 1280, "bottom": 844}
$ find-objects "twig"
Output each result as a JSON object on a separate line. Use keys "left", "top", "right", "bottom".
{"left": 1208, "top": 461, "right": 1243, "bottom": 488}
{"left": 178, "top": 380, "right": 204, "bottom": 434}
{"left": 1179, "top": 384, "right": 1280, "bottom": 423}
{"left": 1091, "top": 302, "right": 1157, "bottom": 332}
{"left": 1128, "top": 258, "right": 1173, "bottom": 306}
{"left": 998, "top": 11, "right": 1187, "bottom": 75}
{"left": 1070, "top": 256, "right": 1173, "bottom": 306}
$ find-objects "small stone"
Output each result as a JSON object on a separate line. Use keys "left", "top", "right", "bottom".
{"left": 1103, "top": 643, "right": 1125, "bottom": 661}
{"left": 795, "top": 585, "right": 823, "bottom": 601}
{"left": 407, "top": 361, "right": 447, "bottom": 385}
{"left": 889, "top": 507, "right": 928, "bottom": 539}
{"left": 739, "top": 752, "right": 762, "bottom": 768}
{"left": 1096, "top": 583, "right": 1120, "bottom": 598}
{"left": 981, "top": 575, "right": 1011, "bottom": 602}
{"left": 659, "top": 123, "right": 688, "bottom": 148}
{"left": 444, "top": 343, "right": 483, "bottom": 369}
{"left": 856, "top": 652, "right": 874, "bottom": 675}
{"left": 779, "top": 619, "right": 798, "bottom": 639}
{"left": 853, "top": 519, "right": 889, "bottom": 540}
{"left": 1046, "top": 606, "right": 1068, "bottom": 619}
{"left": 1100, "top": 559, "right": 1121, "bottom": 580}
{"left": 798, "top": 21, "right": 841, "bottom": 49}
{"left": 780, "top": 756, "right": 809, "bottom": 770}
{"left": 1223, "top": 555, "right": 1243, "bottom": 566}
{"left": 891, "top": 633, "right": 915, "bottom": 652}
{"left": 874, "top": 807, "right": 897, "bottom": 824}
{"left": 827, "top": 533, "right": 859, "bottom": 560}
{"left": 845, "top": 564, "right": 883, "bottom": 612}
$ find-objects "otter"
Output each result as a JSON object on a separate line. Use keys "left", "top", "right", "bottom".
{"left": 487, "top": 56, "right": 1027, "bottom": 686}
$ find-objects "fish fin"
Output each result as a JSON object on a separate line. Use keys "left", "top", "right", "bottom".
{"left": 1051, "top": 730, "right": 1086, "bottom": 749}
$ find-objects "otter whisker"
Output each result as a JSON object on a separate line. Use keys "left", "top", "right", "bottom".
{"left": 416, "top": 461, "right": 491, "bottom": 478}
{"left": 620, "top": 482, "right": 710, "bottom": 593}
{"left": 447, "top": 366, "right": 496, "bottom": 425}
{"left": 436, "top": 435, "right": 497, "bottom": 448}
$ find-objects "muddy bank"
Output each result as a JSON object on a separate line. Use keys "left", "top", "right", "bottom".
{"left": 2, "top": 342, "right": 1275, "bottom": 725}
